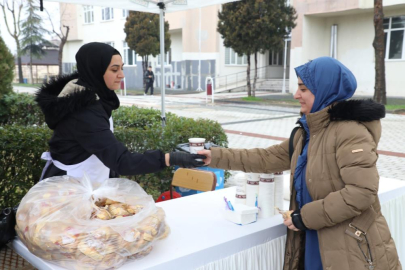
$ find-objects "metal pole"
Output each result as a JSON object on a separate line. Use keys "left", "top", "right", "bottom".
{"left": 330, "top": 25, "right": 335, "bottom": 58}
{"left": 158, "top": 2, "right": 166, "bottom": 127}
{"left": 197, "top": 8, "right": 203, "bottom": 91}
{"left": 124, "top": 77, "right": 127, "bottom": 96}
{"left": 282, "top": 39, "right": 288, "bottom": 94}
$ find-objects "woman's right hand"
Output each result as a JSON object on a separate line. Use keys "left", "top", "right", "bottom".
{"left": 198, "top": 150, "right": 211, "bottom": 165}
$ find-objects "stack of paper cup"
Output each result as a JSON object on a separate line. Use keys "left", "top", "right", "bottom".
{"left": 274, "top": 172, "right": 284, "bottom": 215}
{"left": 258, "top": 174, "right": 275, "bottom": 218}
{"left": 234, "top": 172, "right": 247, "bottom": 205}
{"left": 246, "top": 173, "right": 260, "bottom": 207}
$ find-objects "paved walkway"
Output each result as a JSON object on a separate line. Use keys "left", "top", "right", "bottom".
{"left": 119, "top": 92, "right": 405, "bottom": 181}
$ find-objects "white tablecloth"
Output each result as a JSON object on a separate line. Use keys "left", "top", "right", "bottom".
{"left": 11, "top": 177, "right": 405, "bottom": 270}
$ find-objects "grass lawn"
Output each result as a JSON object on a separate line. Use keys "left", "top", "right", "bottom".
{"left": 239, "top": 95, "right": 405, "bottom": 111}
{"left": 385, "top": 104, "right": 405, "bottom": 111}
{"left": 13, "top": 83, "right": 42, "bottom": 88}
{"left": 118, "top": 89, "right": 145, "bottom": 96}
{"left": 240, "top": 96, "right": 300, "bottom": 106}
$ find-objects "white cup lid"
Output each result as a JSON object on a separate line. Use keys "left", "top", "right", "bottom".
{"left": 189, "top": 138, "right": 206, "bottom": 143}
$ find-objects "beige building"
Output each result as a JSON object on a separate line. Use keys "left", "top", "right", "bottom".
{"left": 290, "top": 0, "right": 405, "bottom": 97}
{"left": 60, "top": 4, "right": 287, "bottom": 91}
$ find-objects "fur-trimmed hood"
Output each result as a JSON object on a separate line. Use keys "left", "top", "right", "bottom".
{"left": 35, "top": 73, "right": 99, "bottom": 130}
{"left": 328, "top": 99, "right": 385, "bottom": 122}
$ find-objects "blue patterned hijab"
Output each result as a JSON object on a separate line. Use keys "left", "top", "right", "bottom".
{"left": 293, "top": 56, "right": 357, "bottom": 208}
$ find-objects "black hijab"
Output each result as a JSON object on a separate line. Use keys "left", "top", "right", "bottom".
{"left": 75, "top": 42, "right": 121, "bottom": 117}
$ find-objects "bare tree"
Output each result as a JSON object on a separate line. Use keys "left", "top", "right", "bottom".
{"left": 45, "top": 4, "right": 70, "bottom": 76}
{"left": 373, "top": 0, "right": 386, "bottom": 104}
{"left": 0, "top": 0, "right": 24, "bottom": 83}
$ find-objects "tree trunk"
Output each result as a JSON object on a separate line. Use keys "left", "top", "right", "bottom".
{"left": 246, "top": 55, "right": 251, "bottom": 96}
{"left": 142, "top": 56, "right": 147, "bottom": 89}
{"left": 16, "top": 41, "right": 24, "bottom": 83}
{"left": 29, "top": 49, "right": 33, "bottom": 84}
{"left": 17, "top": 56, "right": 23, "bottom": 83}
{"left": 253, "top": 52, "right": 258, "bottom": 98}
{"left": 58, "top": 26, "right": 70, "bottom": 76}
{"left": 58, "top": 45, "right": 64, "bottom": 76}
{"left": 372, "top": 0, "right": 386, "bottom": 105}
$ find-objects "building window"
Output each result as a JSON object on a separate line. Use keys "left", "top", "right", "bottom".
{"left": 83, "top": 6, "right": 94, "bottom": 24}
{"left": 384, "top": 16, "right": 405, "bottom": 60}
{"left": 102, "top": 7, "right": 114, "bottom": 21}
{"left": 123, "top": 41, "right": 136, "bottom": 66}
{"left": 225, "top": 47, "right": 247, "bottom": 65}
{"left": 105, "top": 42, "right": 114, "bottom": 47}
{"left": 157, "top": 49, "right": 172, "bottom": 65}
{"left": 269, "top": 49, "right": 283, "bottom": 66}
{"left": 122, "top": 9, "right": 129, "bottom": 18}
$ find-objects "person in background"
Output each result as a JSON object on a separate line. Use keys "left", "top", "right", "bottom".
{"left": 35, "top": 42, "right": 204, "bottom": 186}
{"left": 199, "top": 57, "right": 401, "bottom": 270}
{"left": 144, "top": 65, "right": 154, "bottom": 96}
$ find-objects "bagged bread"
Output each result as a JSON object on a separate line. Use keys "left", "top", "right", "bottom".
{"left": 15, "top": 174, "right": 169, "bottom": 270}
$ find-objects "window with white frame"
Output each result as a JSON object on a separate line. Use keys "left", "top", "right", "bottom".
{"left": 101, "top": 7, "right": 114, "bottom": 21}
{"left": 269, "top": 49, "right": 283, "bottom": 66}
{"left": 105, "top": 42, "right": 114, "bottom": 47}
{"left": 83, "top": 6, "right": 94, "bottom": 24}
{"left": 123, "top": 41, "right": 136, "bottom": 66}
{"left": 384, "top": 16, "right": 405, "bottom": 60}
{"left": 225, "top": 47, "right": 247, "bottom": 65}
{"left": 122, "top": 9, "right": 129, "bottom": 18}
{"left": 157, "top": 49, "right": 172, "bottom": 65}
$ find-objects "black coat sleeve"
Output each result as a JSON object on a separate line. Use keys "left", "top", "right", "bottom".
{"left": 72, "top": 104, "right": 166, "bottom": 175}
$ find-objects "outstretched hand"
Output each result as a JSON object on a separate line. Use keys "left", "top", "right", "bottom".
{"left": 169, "top": 152, "right": 206, "bottom": 168}
{"left": 198, "top": 150, "right": 211, "bottom": 165}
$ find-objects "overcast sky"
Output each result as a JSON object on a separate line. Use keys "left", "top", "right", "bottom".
{"left": 0, "top": 1, "right": 60, "bottom": 54}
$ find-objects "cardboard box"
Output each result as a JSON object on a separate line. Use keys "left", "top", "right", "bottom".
{"left": 174, "top": 166, "right": 224, "bottom": 196}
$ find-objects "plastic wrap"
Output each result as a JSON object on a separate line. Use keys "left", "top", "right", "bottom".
{"left": 15, "top": 174, "right": 169, "bottom": 270}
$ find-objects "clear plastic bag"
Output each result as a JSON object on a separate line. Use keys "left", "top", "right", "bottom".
{"left": 15, "top": 174, "right": 169, "bottom": 270}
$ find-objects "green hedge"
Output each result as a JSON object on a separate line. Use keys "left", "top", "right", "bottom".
{"left": 0, "top": 94, "right": 228, "bottom": 208}
{"left": 0, "top": 93, "right": 44, "bottom": 125}
{"left": 0, "top": 125, "right": 51, "bottom": 209}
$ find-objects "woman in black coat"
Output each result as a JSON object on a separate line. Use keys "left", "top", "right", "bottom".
{"left": 36, "top": 42, "right": 203, "bottom": 185}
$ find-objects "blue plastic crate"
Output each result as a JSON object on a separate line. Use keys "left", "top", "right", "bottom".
{"left": 174, "top": 166, "right": 224, "bottom": 197}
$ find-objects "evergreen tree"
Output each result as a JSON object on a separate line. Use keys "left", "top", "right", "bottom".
{"left": 0, "top": 0, "right": 24, "bottom": 83}
{"left": 218, "top": 0, "right": 296, "bottom": 96}
{"left": 0, "top": 36, "right": 15, "bottom": 97}
{"left": 124, "top": 11, "right": 171, "bottom": 88}
{"left": 20, "top": 0, "right": 52, "bottom": 84}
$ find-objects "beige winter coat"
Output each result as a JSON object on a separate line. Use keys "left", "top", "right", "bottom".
{"left": 210, "top": 100, "right": 401, "bottom": 270}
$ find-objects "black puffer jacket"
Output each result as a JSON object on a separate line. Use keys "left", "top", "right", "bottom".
{"left": 35, "top": 73, "right": 166, "bottom": 178}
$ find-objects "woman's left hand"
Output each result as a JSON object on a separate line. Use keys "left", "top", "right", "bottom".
{"left": 283, "top": 217, "right": 300, "bottom": 231}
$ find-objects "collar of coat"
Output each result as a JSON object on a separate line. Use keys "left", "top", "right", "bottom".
{"left": 35, "top": 72, "right": 99, "bottom": 130}
{"left": 301, "top": 99, "right": 385, "bottom": 134}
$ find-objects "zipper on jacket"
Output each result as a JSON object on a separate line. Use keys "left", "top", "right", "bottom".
{"left": 348, "top": 224, "right": 374, "bottom": 269}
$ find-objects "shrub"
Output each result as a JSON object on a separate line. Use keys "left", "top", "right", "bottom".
{"left": 0, "top": 125, "right": 51, "bottom": 208}
{"left": 0, "top": 36, "right": 14, "bottom": 98}
{"left": 0, "top": 95, "right": 228, "bottom": 208}
{"left": 0, "top": 92, "right": 44, "bottom": 125}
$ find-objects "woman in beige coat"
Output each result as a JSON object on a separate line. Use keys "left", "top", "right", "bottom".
{"left": 199, "top": 57, "right": 401, "bottom": 270}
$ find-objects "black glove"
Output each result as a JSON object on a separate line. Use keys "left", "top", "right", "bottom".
{"left": 291, "top": 209, "right": 308, "bottom": 231}
{"left": 169, "top": 152, "right": 206, "bottom": 168}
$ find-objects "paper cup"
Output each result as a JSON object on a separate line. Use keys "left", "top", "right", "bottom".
{"left": 188, "top": 138, "right": 205, "bottom": 154}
